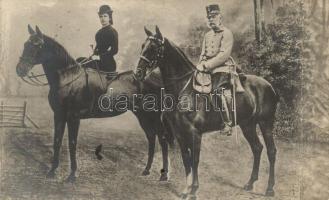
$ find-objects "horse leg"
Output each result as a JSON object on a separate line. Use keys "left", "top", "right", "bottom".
{"left": 259, "top": 119, "right": 277, "bottom": 196}
{"left": 65, "top": 117, "right": 80, "bottom": 183}
{"left": 47, "top": 112, "right": 66, "bottom": 178}
{"left": 188, "top": 133, "right": 202, "bottom": 200}
{"left": 135, "top": 112, "right": 158, "bottom": 176}
{"left": 240, "top": 121, "right": 263, "bottom": 191}
{"left": 142, "top": 131, "right": 156, "bottom": 176}
{"left": 176, "top": 136, "right": 192, "bottom": 199}
{"left": 158, "top": 132, "right": 169, "bottom": 181}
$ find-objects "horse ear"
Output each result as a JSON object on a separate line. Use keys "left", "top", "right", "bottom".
{"left": 155, "top": 25, "right": 163, "bottom": 40}
{"left": 144, "top": 26, "right": 153, "bottom": 36}
{"left": 35, "top": 26, "right": 43, "bottom": 38}
{"left": 28, "top": 24, "right": 35, "bottom": 35}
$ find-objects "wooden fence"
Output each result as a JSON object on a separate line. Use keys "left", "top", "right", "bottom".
{"left": 0, "top": 101, "right": 38, "bottom": 128}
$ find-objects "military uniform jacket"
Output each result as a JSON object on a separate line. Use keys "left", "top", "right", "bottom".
{"left": 199, "top": 25, "right": 233, "bottom": 73}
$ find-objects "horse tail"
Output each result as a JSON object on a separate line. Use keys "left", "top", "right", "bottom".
{"left": 272, "top": 86, "right": 280, "bottom": 104}
{"left": 264, "top": 78, "right": 280, "bottom": 104}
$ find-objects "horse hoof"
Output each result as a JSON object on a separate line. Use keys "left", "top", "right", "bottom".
{"left": 187, "top": 194, "right": 197, "bottom": 200}
{"left": 180, "top": 194, "right": 197, "bottom": 200}
{"left": 243, "top": 183, "right": 253, "bottom": 191}
{"left": 180, "top": 193, "right": 188, "bottom": 200}
{"left": 265, "top": 189, "right": 275, "bottom": 197}
{"left": 141, "top": 170, "right": 150, "bottom": 176}
{"left": 65, "top": 175, "right": 76, "bottom": 183}
{"left": 46, "top": 170, "right": 56, "bottom": 179}
{"left": 159, "top": 169, "right": 168, "bottom": 181}
{"left": 159, "top": 173, "right": 168, "bottom": 181}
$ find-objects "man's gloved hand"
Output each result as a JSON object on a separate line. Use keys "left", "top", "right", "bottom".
{"left": 196, "top": 63, "right": 206, "bottom": 72}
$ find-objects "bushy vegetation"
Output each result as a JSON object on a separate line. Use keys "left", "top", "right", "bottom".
{"left": 181, "top": 1, "right": 312, "bottom": 138}
{"left": 235, "top": 1, "right": 307, "bottom": 137}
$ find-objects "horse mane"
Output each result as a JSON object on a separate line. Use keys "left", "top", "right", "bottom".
{"left": 165, "top": 38, "right": 196, "bottom": 70}
{"left": 57, "top": 63, "right": 81, "bottom": 78}
{"left": 43, "top": 35, "right": 77, "bottom": 66}
{"left": 43, "top": 34, "right": 82, "bottom": 80}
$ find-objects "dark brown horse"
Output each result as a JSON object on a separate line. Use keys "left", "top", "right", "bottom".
{"left": 136, "top": 26, "right": 279, "bottom": 199}
{"left": 15, "top": 25, "right": 171, "bottom": 182}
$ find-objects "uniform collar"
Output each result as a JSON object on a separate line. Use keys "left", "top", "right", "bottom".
{"left": 212, "top": 25, "right": 224, "bottom": 33}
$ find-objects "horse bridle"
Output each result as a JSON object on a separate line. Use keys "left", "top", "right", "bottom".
{"left": 137, "top": 36, "right": 165, "bottom": 79}
{"left": 19, "top": 37, "right": 43, "bottom": 64}
{"left": 19, "top": 39, "right": 49, "bottom": 86}
{"left": 137, "top": 36, "right": 196, "bottom": 95}
{"left": 19, "top": 42, "right": 95, "bottom": 87}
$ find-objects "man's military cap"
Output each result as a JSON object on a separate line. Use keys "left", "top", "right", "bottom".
{"left": 206, "top": 4, "right": 220, "bottom": 16}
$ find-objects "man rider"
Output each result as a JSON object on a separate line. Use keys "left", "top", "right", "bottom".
{"left": 196, "top": 4, "right": 244, "bottom": 135}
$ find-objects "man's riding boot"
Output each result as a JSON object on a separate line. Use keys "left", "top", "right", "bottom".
{"left": 221, "top": 90, "right": 232, "bottom": 136}
{"left": 221, "top": 123, "right": 232, "bottom": 136}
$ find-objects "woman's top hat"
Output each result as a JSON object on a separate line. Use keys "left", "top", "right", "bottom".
{"left": 98, "top": 5, "right": 113, "bottom": 15}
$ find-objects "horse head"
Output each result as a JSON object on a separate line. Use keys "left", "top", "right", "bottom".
{"left": 135, "top": 26, "right": 165, "bottom": 81}
{"left": 16, "top": 25, "right": 47, "bottom": 77}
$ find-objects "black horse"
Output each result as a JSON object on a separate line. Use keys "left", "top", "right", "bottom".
{"left": 16, "top": 25, "right": 171, "bottom": 182}
{"left": 136, "top": 26, "right": 279, "bottom": 199}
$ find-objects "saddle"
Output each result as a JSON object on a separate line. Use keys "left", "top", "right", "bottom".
{"left": 193, "top": 71, "right": 212, "bottom": 93}
{"left": 193, "top": 66, "right": 245, "bottom": 94}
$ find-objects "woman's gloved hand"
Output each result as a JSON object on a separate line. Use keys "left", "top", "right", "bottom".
{"left": 93, "top": 48, "right": 99, "bottom": 56}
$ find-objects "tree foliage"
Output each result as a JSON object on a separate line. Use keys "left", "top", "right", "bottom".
{"left": 235, "top": 1, "right": 308, "bottom": 137}
{"left": 181, "top": 1, "right": 329, "bottom": 139}
{"left": 237, "top": 1, "right": 306, "bottom": 108}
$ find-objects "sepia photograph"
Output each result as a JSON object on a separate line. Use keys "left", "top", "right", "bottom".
{"left": 0, "top": 0, "right": 328, "bottom": 199}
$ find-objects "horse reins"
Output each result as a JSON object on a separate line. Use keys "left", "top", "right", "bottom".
{"left": 138, "top": 36, "right": 196, "bottom": 95}
{"left": 19, "top": 55, "right": 98, "bottom": 87}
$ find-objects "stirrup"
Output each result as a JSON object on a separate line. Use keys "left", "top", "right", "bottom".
{"left": 220, "top": 122, "right": 232, "bottom": 136}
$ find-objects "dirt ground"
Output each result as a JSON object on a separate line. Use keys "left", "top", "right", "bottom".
{"left": 0, "top": 98, "right": 329, "bottom": 200}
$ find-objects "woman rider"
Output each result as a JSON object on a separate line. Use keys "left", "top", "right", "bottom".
{"left": 94, "top": 5, "right": 118, "bottom": 72}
